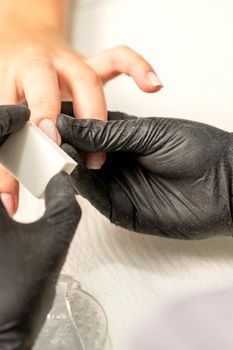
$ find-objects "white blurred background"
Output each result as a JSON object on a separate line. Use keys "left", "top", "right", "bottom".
{"left": 71, "top": 0, "right": 233, "bottom": 129}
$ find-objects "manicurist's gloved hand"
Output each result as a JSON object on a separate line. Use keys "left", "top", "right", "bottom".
{"left": 0, "top": 104, "right": 81, "bottom": 350}
{"left": 58, "top": 106, "right": 233, "bottom": 239}
{"left": 0, "top": 173, "right": 81, "bottom": 350}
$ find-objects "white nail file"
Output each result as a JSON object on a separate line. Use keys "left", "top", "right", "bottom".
{"left": 0, "top": 121, "right": 77, "bottom": 198}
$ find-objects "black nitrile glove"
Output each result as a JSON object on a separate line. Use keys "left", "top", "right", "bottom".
{"left": 0, "top": 173, "right": 81, "bottom": 350}
{"left": 0, "top": 105, "right": 81, "bottom": 349}
{"left": 58, "top": 105, "right": 233, "bottom": 239}
{"left": 0, "top": 105, "right": 30, "bottom": 145}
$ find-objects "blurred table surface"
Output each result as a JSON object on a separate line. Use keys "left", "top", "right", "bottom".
{"left": 16, "top": 1, "right": 233, "bottom": 349}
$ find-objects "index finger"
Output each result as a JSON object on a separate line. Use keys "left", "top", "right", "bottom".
{"left": 18, "top": 55, "right": 61, "bottom": 143}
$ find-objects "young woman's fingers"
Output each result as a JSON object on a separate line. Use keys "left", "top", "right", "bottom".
{"left": 87, "top": 45, "right": 163, "bottom": 92}
{"left": 17, "top": 54, "right": 61, "bottom": 144}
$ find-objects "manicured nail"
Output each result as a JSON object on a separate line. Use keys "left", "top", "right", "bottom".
{"left": 39, "top": 119, "right": 60, "bottom": 144}
{"left": 86, "top": 153, "right": 104, "bottom": 169}
{"left": 1, "top": 193, "right": 15, "bottom": 215}
{"left": 147, "top": 71, "right": 163, "bottom": 87}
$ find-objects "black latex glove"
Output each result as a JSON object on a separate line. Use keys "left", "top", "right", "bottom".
{"left": 0, "top": 105, "right": 30, "bottom": 146}
{"left": 58, "top": 104, "right": 233, "bottom": 239}
{"left": 0, "top": 174, "right": 81, "bottom": 350}
{"left": 0, "top": 105, "right": 81, "bottom": 350}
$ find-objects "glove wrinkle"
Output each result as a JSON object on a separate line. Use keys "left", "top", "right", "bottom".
{"left": 109, "top": 179, "right": 135, "bottom": 231}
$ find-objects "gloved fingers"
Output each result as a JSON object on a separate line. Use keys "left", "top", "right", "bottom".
{"left": 57, "top": 114, "right": 158, "bottom": 154}
{"left": 61, "top": 142, "right": 83, "bottom": 165}
{"left": 0, "top": 105, "right": 30, "bottom": 145}
{"left": 42, "top": 172, "right": 81, "bottom": 236}
{"left": 62, "top": 143, "right": 112, "bottom": 218}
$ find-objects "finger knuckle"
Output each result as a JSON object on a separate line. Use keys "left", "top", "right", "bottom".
{"left": 118, "top": 44, "right": 131, "bottom": 51}
{"left": 21, "top": 50, "right": 52, "bottom": 69}
{"left": 85, "top": 70, "right": 101, "bottom": 86}
{"left": 111, "top": 45, "right": 134, "bottom": 64}
{"left": 29, "top": 98, "right": 59, "bottom": 114}
{"left": 73, "top": 67, "right": 101, "bottom": 86}
{"left": 116, "top": 45, "right": 132, "bottom": 55}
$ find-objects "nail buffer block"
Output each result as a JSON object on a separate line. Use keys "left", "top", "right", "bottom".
{"left": 0, "top": 121, "right": 77, "bottom": 198}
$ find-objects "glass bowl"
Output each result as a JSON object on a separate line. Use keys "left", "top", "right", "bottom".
{"left": 34, "top": 274, "right": 108, "bottom": 350}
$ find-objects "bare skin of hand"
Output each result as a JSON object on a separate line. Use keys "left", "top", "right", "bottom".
{"left": 0, "top": 3, "right": 163, "bottom": 215}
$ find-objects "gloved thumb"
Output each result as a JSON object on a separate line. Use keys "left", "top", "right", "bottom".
{"left": 42, "top": 172, "right": 81, "bottom": 237}
{"left": 61, "top": 143, "right": 112, "bottom": 219}
{"left": 0, "top": 105, "right": 30, "bottom": 145}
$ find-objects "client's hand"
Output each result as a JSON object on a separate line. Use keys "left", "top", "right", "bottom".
{"left": 58, "top": 105, "right": 233, "bottom": 239}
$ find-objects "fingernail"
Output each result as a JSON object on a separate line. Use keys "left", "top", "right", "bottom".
{"left": 1, "top": 193, "right": 15, "bottom": 215}
{"left": 39, "top": 119, "right": 60, "bottom": 144}
{"left": 86, "top": 153, "right": 104, "bottom": 169}
{"left": 147, "top": 71, "right": 163, "bottom": 87}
